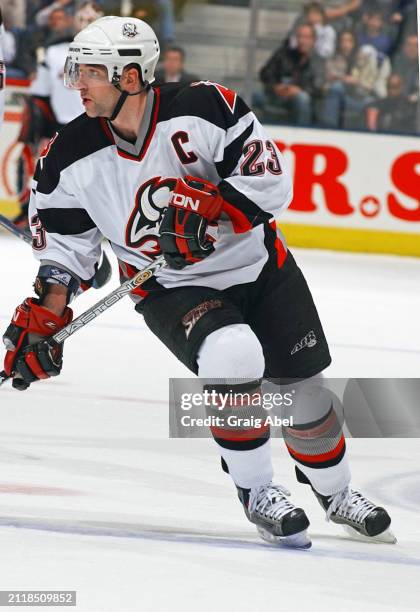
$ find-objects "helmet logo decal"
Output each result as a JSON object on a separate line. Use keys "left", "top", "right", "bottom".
{"left": 122, "top": 23, "right": 138, "bottom": 38}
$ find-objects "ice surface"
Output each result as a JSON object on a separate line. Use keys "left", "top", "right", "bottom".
{"left": 0, "top": 236, "right": 419, "bottom": 611}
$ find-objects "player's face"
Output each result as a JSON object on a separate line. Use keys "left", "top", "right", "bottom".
{"left": 74, "top": 64, "right": 119, "bottom": 118}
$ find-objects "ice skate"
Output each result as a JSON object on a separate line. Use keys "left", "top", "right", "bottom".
{"left": 296, "top": 467, "right": 396, "bottom": 544}
{"left": 237, "top": 482, "right": 311, "bottom": 549}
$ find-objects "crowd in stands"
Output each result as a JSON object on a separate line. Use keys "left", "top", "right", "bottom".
{"left": 1, "top": 0, "right": 419, "bottom": 137}
{"left": 258, "top": 0, "right": 419, "bottom": 134}
{"left": 1, "top": 0, "right": 183, "bottom": 80}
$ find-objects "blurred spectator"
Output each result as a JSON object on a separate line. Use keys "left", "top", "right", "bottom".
{"left": 322, "top": 44, "right": 391, "bottom": 128}
{"left": 260, "top": 24, "right": 325, "bottom": 126}
{"left": 35, "top": 0, "right": 75, "bottom": 28}
{"left": 392, "top": 0, "right": 418, "bottom": 35}
{"left": 131, "top": 1, "right": 160, "bottom": 26}
{"left": 288, "top": 3, "right": 337, "bottom": 59}
{"left": 325, "top": 1, "right": 398, "bottom": 33}
{"left": 366, "top": 73, "right": 417, "bottom": 132}
{"left": 1, "top": 26, "right": 17, "bottom": 66}
{"left": 2, "top": 21, "right": 42, "bottom": 79}
{"left": 352, "top": 45, "right": 391, "bottom": 99}
{"left": 356, "top": 6, "right": 393, "bottom": 56}
{"left": 131, "top": 0, "right": 175, "bottom": 48}
{"left": 74, "top": 0, "right": 104, "bottom": 31}
{"left": 43, "top": 7, "right": 75, "bottom": 46}
{"left": 30, "top": 2, "right": 102, "bottom": 126}
{"left": 358, "top": 0, "right": 397, "bottom": 21}
{"left": 331, "top": 1, "right": 417, "bottom": 55}
{"left": 13, "top": 1, "right": 102, "bottom": 229}
{"left": 3, "top": 5, "right": 75, "bottom": 79}
{"left": 392, "top": 34, "right": 419, "bottom": 100}
{"left": 324, "top": 0, "right": 362, "bottom": 32}
{"left": 0, "top": 0, "right": 26, "bottom": 29}
{"left": 27, "top": 1, "right": 54, "bottom": 26}
{"left": 154, "top": 46, "right": 198, "bottom": 86}
{"left": 325, "top": 29, "right": 358, "bottom": 82}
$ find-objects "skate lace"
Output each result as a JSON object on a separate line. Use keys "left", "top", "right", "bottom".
{"left": 249, "top": 483, "right": 295, "bottom": 521}
{"left": 326, "top": 487, "right": 376, "bottom": 524}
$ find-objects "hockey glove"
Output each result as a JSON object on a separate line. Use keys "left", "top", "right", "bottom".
{"left": 159, "top": 175, "right": 223, "bottom": 270}
{"left": 3, "top": 298, "right": 72, "bottom": 391}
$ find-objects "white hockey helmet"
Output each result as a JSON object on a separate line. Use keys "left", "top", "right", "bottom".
{"left": 64, "top": 15, "right": 160, "bottom": 89}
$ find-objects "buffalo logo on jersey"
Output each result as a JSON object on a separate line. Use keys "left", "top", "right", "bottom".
{"left": 125, "top": 177, "right": 176, "bottom": 258}
{"left": 122, "top": 23, "right": 138, "bottom": 38}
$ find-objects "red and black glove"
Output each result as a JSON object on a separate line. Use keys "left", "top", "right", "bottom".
{"left": 159, "top": 175, "right": 223, "bottom": 270}
{"left": 2, "top": 298, "right": 73, "bottom": 391}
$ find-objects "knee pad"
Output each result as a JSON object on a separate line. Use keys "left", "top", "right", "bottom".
{"left": 197, "top": 323, "right": 265, "bottom": 379}
{"left": 197, "top": 325, "right": 267, "bottom": 451}
{"left": 284, "top": 373, "right": 335, "bottom": 424}
{"left": 264, "top": 373, "right": 334, "bottom": 424}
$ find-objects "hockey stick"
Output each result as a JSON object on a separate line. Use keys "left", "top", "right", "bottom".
{"left": 0, "top": 213, "right": 112, "bottom": 289}
{"left": 0, "top": 254, "right": 167, "bottom": 387}
{"left": 0, "top": 213, "right": 32, "bottom": 244}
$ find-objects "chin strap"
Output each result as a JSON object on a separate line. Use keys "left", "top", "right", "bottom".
{"left": 109, "top": 81, "right": 150, "bottom": 122}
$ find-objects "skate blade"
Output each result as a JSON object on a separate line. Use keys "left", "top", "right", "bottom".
{"left": 342, "top": 525, "right": 397, "bottom": 544}
{"left": 257, "top": 526, "right": 312, "bottom": 549}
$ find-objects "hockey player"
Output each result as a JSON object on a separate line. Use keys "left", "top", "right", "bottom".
{"left": 28, "top": 2, "right": 104, "bottom": 133}
{"left": 1, "top": 16, "right": 395, "bottom": 548}
{"left": 13, "top": 2, "right": 103, "bottom": 229}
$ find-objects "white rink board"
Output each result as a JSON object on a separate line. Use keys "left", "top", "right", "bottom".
{"left": 266, "top": 125, "right": 420, "bottom": 234}
{"left": 1, "top": 108, "right": 419, "bottom": 236}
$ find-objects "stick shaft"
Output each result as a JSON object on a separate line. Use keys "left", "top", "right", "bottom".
{"left": 52, "top": 255, "right": 165, "bottom": 344}
{"left": 0, "top": 214, "right": 31, "bottom": 244}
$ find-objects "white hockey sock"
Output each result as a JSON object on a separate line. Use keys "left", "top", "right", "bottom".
{"left": 281, "top": 374, "right": 351, "bottom": 496}
{"left": 197, "top": 324, "right": 272, "bottom": 490}
{"left": 296, "top": 455, "right": 351, "bottom": 496}
{"left": 219, "top": 440, "right": 274, "bottom": 490}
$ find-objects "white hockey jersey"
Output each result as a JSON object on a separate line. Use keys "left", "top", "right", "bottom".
{"left": 30, "top": 41, "right": 84, "bottom": 125}
{"left": 29, "top": 82, "right": 293, "bottom": 294}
